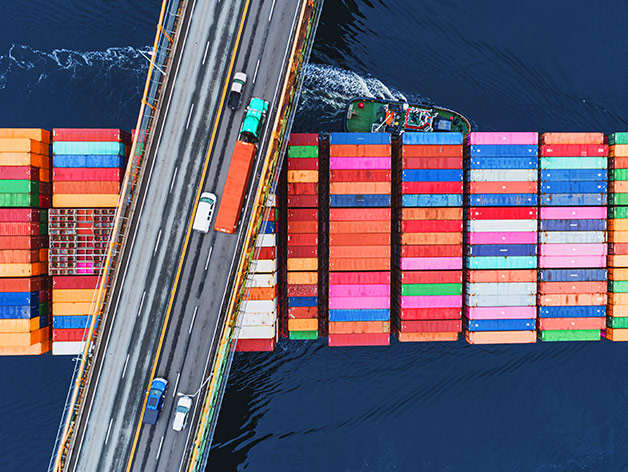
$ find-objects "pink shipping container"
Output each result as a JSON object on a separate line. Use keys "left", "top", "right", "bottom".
{"left": 466, "top": 132, "right": 539, "bottom": 145}
{"left": 540, "top": 207, "right": 607, "bottom": 220}
{"left": 328, "top": 284, "right": 391, "bottom": 297}
{"left": 539, "top": 243, "right": 607, "bottom": 256}
{"left": 466, "top": 232, "right": 537, "bottom": 245}
{"left": 53, "top": 168, "right": 122, "bottom": 181}
{"left": 329, "top": 157, "right": 391, "bottom": 170}
{"left": 53, "top": 128, "right": 131, "bottom": 143}
{"left": 400, "top": 295, "right": 463, "bottom": 309}
{"left": 53, "top": 276, "right": 100, "bottom": 289}
{"left": 539, "top": 255, "right": 607, "bottom": 268}
{"left": 0, "top": 209, "right": 41, "bottom": 222}
{"left": 329, "top": 272, "right": 390, "bottom": 285}
{"left": 401, "top": 257, "right": 463, "bottom": 271}
{"left": 464, "top": 306, "right": 537, "bottom": 320}
{"left": 328, "top": 297, "right": 390, "bottom": 310}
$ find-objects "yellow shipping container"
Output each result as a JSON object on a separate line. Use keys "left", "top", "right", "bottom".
{"left": 0, "top": 338, "right": 50, "bottom": 355}
{"left": 0, "top": 262, "right": 46, "bottom": 277}
{"left": 398, "top": 332, "right": 458, "bottom": 342}
{"left": 0, "top": 138, "right": 48, "bottom": 154}
{"left": 0, "top": 128, "right": 50, "bottom": 143}
{"left": 0, "top": 153, "right": 49, "bottom": 168}
{"left": 288, "top": 318, "right": 318, "bottom": 331}
{"left": 53, "top": 288, "right": 97, "bottom": 303}
{"left": 0, "top": 317, "right": 42, "bottom": 333}
{"left": 52, "top": 302, "right": 93, "bottom": 316}
{"left": 0, "top": 327, "right": 48, "bottom": 346}
{"left": 287, "top": 271, "right": 318, "bottom": 285}
{"left": 53, "top": 194, "right": 119, "bottom": 208}
{"left": 287, "top": 170, "right": 318, "bottom": 183}
{"left": 286, "top": 258, "right": 318, "bottom": 271}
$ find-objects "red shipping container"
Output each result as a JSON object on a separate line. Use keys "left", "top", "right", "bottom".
{"left": 288, "top": 306, "right": 317, "bottom": 319}
{"left": 402, "top": 181, "right": 463, "bottom": 194}
{"left": 465, "top": 269, "right": 536, "bottom": 283}
{"left": 256, "top": 247, "right": 276, "bottom": 260}
{"left": 288, "top": 133, "right": 319, "bottom": 146}
{"left": 330, "top": 245, "right": 390, "bottom": 258}
{"left": 288, "top": 158, "right": 318, "bottom": 171}
{"left": 538, "top": 281, "right": 607, "bottom": 294}
{"left": 53, "top": 128, "right": 132, "bottom": 143}
{"left": 53, "top": 168, "right": 122, "bottom": 182}
{"left": 287, "top": 221, "right": 318, "bottom": 233}
{"left": 401, "top": 220, "right": 463, "bottom": 233}
{"left": 287, "top": 234, "right": 318, "bottom": 246}
{"left": 287, "top": 195, "right": 318, "bottom": 207}
{"left": 330, "top": 169, "right": 391, "bottom": 182}
{"left": 39, "top": 194, "right": 51, "bottom": 208}
{"left": 328, "top": 333, "right": 390, "bottom": 346}
{"left": 0, "top": 277, "right": 44, "bottom": 292}
{"left": 467, "top": 207, "right": 538, "bottom": 220}
{"left": 330, "top": 208, "right": 390, "bottom": 221}
{"left": 400, "top": 245, "right": 462, "bottom": 257}
{"left": 399, "top": 319, "right": 462, "bottom": 333}
{"left": 402, "top": 156, "right": 463, "bottom": 169}
{"left": 287, "top": 246, "right": 318, "bottom": 258}
{"left": 287, "top": 209, "right": 318, "bottom": 221}
{"left": 287, "top": 284, "right": 318, "bottom": 296}
{"left": 467, "top": 181, "right": 538, "bottom": 194}
{"left": 538, "top": 317, "right": 604, "bottom": 330}
{"left": 399, "top": 307, "right": 462, "bottom": 320}
{"left": 329, "top": 271, "right": 390, "bottom": 284}
{"left": 402, "top": 144, "right": 462, "bottom": 157}
{"left": 329, "top": 233, "right": 390, "bottom": 246}
{"left": 53, "top": 328, "right": 90, "bottom": 342}
{"left": 262, "top": 209, "right": 277, "bottom": 223}
{"left": 0, "top": 209, "right": 41, "bottom": 222}
{"left": 0, "top": 222, "right": 40, "bottom": 236}
{"left": 235, "top": 338, "right": 275, "bottom": 352}
{"left": 401, "top": 271, "right": 462, "bottom": 284}
{"left": 611, "top": 157, "right": 628, "bottom": 168}
{"left": 540, "top": 144, "right": 608, "bottom": 157}
{"left": 288, "top": 182, "right": 317, "bottom": 195}
{"left": 0, "top": 166, "right": 39, "bottom": 180}
{"left": 53, "top": 276, "right": 100, "bottom": 289}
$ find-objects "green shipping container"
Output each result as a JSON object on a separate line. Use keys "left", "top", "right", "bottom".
{"left": 1, "top": 180, "right": 40, "bottom": 194}
{"left": 607, "top": 317, "right": 628, "bottom": 329}
{"left": 401, "top": 283, "right": 462, "bottom": 296}
{"left": 611, "top": 169, "right": 628, "bottom": 181}
{"left": 0, "top": 193, "right": 39, "bottom": 207}
{"left": 40, "top": 209, "right": 48, "bottom": 224}
{"left": 609, "top": 281, "right": 628, "bottom": 293}
{"left": 39, "top": 302, "right": 49, "bottom": 317}
{"left": 289, "top": 330, "right": 318, "bottom": 340}
{"left": 52, "top": 141, "right": 126, "bottom": 156}
{"left": 538, "top": 329, "right": 601, "bottom": 342}
{"left": 288, "top": 145, "right": 318, "bottom": 158}
{"left": 611, "top": 207, "right": 628, "bottom": 219}
{"left": 609, "top": 194, "right": 628, "bottom": 205}
{"left": 540, "top": 157, "right": 607, "bottom": 169}
{"left": 610, "top": 132, "right": 628, "bottom": 145}
{"left": 39, "top": 223, "right": 48, "bottom": 235}
{"left": 466, "top": 256, "right": 537, "bottom": 270}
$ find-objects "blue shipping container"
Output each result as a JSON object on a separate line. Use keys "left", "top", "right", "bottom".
{"left": 0, "top": 291, "right": 39, "bottom": 306}
{"left": 466, "top": 194, "right": 538, "bottom": 207}
{"left": 329, "top": 309, "right": 390, "bottom": 322}
{"left": 465, "top": 318, "right": 536, "bottom": 331}
{"left": 540, "top": 169, "right": 607, "bottom": 181}
{"left": 52, "top": 141, "right": 126, "bottom": 156}
{"left": 0, "top": 305, "right": 39, "bottom": 319}
{"left": 538, "top": 306, "right": 606, "bottom": 318}
{"left": 402, "top": 169, "right": 463, "bottom": 182}
{"left": 52, "top": 315, "right": 99, "bottom": 329}
{"left": 539, "top": 268, "right": 607, "bottom": 282}
{"left": 539, "top": 219, "right": 606, "bottom": 232}
{"left": 329, "top": 132, "right": 391, "bottom": 146}
{"left": 466, "top": 244, "right": 537, "bottom": 257}
{"left": 541, "top": 193, "right": 606, "bottom": 206}
{"left": 402, "top": 194, "right": 463, "bottom": 207}
{"left": 330, "top": 194, "right": 391, "bottom": 207}
{"left": 287, "top": 296, "right": 318, "bottom": 307}
{"left": 540, "top": 181, "right": 607, "bottom": 194}
{"left": 53, "top": 155, "right": 125, "bottom": 168}
{"left": 468, "top": 157, "right": 538, "bottom": 169}
{"left": 260, "top": 221, "right": 276, "bottom": 234}
{"left": 465, "top": 256, "right": 537, "bottom": 270}
{"left": 466, "top": 145, "right": 538, "bottom": 157}
{"left": 403, "top": 132, "right": 463, "bottom": 145}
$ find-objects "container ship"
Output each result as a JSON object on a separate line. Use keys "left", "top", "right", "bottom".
{"left": 344, "top": 97, "right": 471, "bottom": 136}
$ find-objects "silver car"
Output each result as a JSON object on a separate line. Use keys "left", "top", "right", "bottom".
{"left": 227, "top": 72, "right": 247, "bottom": 110}
{"left": 192, "top": 192, "right": 217, "bottom": 233}
{"left": 172, "top": 395, "right": 193, "bottom": 432}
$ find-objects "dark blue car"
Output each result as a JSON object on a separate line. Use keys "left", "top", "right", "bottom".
{"left": 143, "top": 377, "right": 168, "bottom": 424}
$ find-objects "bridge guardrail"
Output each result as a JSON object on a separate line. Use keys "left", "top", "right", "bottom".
{"left": 48, "top": 0, "right": 187, "bottom": 470}
{"left": 187, "top": 1, "right": 325, "bottom": 469}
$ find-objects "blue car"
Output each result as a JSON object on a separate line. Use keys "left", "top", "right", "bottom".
{"left": 143, "top": 377, "right": 168, "bottom": 424}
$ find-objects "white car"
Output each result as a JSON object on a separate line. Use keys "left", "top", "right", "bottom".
{"left": 192, "top": 192, "right": 217, "bottom": 233}
{"left": 227, "top": 72, "right": 247, "bottom": 110}
{"left": 172, "top": 395, "right": 193, "bottom": 432}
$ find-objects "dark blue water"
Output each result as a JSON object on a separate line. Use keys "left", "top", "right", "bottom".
{"left": 2, "top": 0, "right": 628, "bottom": 470}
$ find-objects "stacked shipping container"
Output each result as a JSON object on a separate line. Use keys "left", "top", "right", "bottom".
{"left": 464, "top": 132, "right": 538, "bottom": 344}
{"left": 0, "top": 129, "right": 52, "bottom": 355}
{"left": 236, "top": 195, "right": 279, "bottom": 351}
{"left": 285, "top": 134, "right": 319, "bottom": 340}
{"left": 538, "top": 133, "right": 607, "bottom": 342}
{"left": 606, "top": 132, "right": 628, "bottom": 341}
{"left": 328, "top": 133, "right": 391, "bottom": 346}
{"left": 395, "top": 132, "right": 463, "bottom": 342}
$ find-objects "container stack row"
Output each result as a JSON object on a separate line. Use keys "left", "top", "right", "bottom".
{"left": 328, "top": 132, "right": 391, "bottom": 347}
{"left": 285, "top": 134, "right": 319, "bottom": 340}
{"left": 236, "top": 195, "right": 279, "bottom": 352}
{"left": 394, "top": 132, "right": 463, "bottom": 342}
{"left": 464, "top": 132, "right": 538, "bottom": 344}
{"left": 0, "top": 128, "right": 52, "bottom": 355}
{"left": 606, "top": 132, "right": 628, "bottom": 341}
{"left": 538, "top": 133, "right": 608, "bottom": 342}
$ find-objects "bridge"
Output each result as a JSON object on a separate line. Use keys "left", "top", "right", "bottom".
{"left": 48, "top": 0, "right": 323, "bottom": 470}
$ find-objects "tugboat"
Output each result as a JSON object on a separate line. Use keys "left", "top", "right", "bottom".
{"left": 344, "top": 97, "right": 471, "bottom": 136}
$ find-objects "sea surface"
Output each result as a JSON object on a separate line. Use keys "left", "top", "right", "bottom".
{"left": 1, "top": 0, "right": 628, "bottom": 470}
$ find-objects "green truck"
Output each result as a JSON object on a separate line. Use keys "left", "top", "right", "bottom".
{"left": 239, "top": 97, "right": 269, "bottom": 143}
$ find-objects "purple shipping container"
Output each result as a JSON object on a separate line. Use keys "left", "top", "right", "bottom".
{"left": 540, "top": 207, "right": 607, "bottom": 220}
{"left": 329, "top": 284, "right": 391, "bottom": 297}
{"left": 401, "top": 295, "right": 463, "bottom": 309}
{"left": 401, "top": 257, "right": 463, "bottom": 271}
{"left": 466, "top": 232, "right": 537, "bottom": 245}
{"left": 539, "top": 243, "right": 607, "bottom": 257}
{"left": 539, "top": 255, "right": 607, "bottom": 268}
{"left": 328, "top": 297, "right": 390, "bottom": 310}
{"left": 329, "top": 157, "right": 391, "bottom": 170}
{"left": 466, "top": 132, "right": 539, "bottom": 145}
{"left": 464, "top": 306, "right": 537, "bottom": 320}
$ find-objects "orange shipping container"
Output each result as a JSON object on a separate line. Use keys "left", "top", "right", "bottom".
{"left": 287, "top": 221, "right": 318, "bottom": 233}
{"left": 0, "top": 153, "right": 49, "bottom": 168}
{"left": 611, "top": 146, "right": 628, "bottom": 157}
{"left": 610, "top": 293, "right": 628, "bottom": 305}
{"left": 609, "top": 231, "right": 628, "bottom": 243}
{"left": 0, "top": 338, "right": 50, "bottom": 355}
{"left": 52, "top": 288, "right": 98, "bottom": 303}
{"left": 609, "top": 268, "right": 628, "bottom": 280}
{"left": 330, "top": 233, "right": 390, "bottom": 246}
{"left": 610, "top": 181, "right": 628, "bottom": 193}
{"left": 330, "top": 208, "right": 390, "bottom": 221}
{"left": 401, "top": 232, "right": 462, "bottom": 245}
{"left": 328, "top": 321, "right": 389, "bottom": 334}
{"left": 330, "top": 245, "right": 390, "bottom": 258}
{"left": 286, "top": 258, "right": 318, "bottom": 271}
{"left": 538, "top": 281, "right": 606, "bottom": 294}
{"left": 329, "top": 258, "right": 390, "bottom": 271}
{"left": 53, "top": 194, "right": 119, "bottom": 208}
{"left": 330, "top": 182, "right": 391, "bottom": 195}
{"left": 538, "top": 293, "right": 607, "bottom": 306}
{"left": 287, "top": 170, "right": 318, "bottom": 183}
{"left": 0, "top": 138, "right": 49, "bottom": 154}
{"left": 288, "top": 318, "right": 318, "bottom": 331}
{"left": 0, "top": 128, "right": 50, "bottom": 143}
{"left": 538, "top": 317, "right": 604, "bottom": 330}
{"left": 608, "top": 305, "right": 628, "bottom": 317}
{"left": 330, "top": 221, "right": 391, "bottom": 233}
{"left": 288, "top": 306, "right": 317, "bottom": 319}
{"left": 609, "top": 255, "right": 628, "bottom": 267}
{"left": 329, "top": 144, "right": 390, "bottom": 157}
{"left": 0, "top": 277, "right": 44, "bottom": 292}
{"left": 52, "top": 302, "right": 92, "bottom": 316}
{"left": 39, "top": 168, "right": 50, "bottom": 182}
{"left": 398, "top": 332, "right": 458, "bottom": 342}
{"left": 605, "top": 328, "right": 628, "bottom": 342}
{"left": 53, "top": 181, "right": 121, "bottom": 194}
{"left": 0, "top": 250, "right": 40, "bottom": 263}
{"left": 0, "top": 317, "right": 42, "bottom": 333}
{"left": 466, "top": 270, "right": 537, "bottom": 283}
{"left": 402, "top": 144, "right": 462, "bottom": 157}
{"left": 0, "top": 327, "right": 49, "bottom": 346}
{"left": 0, "top": 262, "right": 46, "bottom": 277}
{"left": 246, "top": 287, "right": 278, "bottom": 301}
{"left": 466, "top": 331, "right": 536, "bottom": 344}
{"left": 540, "top": 133, "right": 604, "bottom": 145}
{"left": 287, "top": 272, "right": 318, "bottom": 285}
{"left": 402, "top": 207, "right": 462, "bottom": 220}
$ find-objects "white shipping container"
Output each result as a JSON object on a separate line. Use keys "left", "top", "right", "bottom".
{"left": 238, "top": 324, "right": 276, "bottom": 339}
{"left": 241, "top": 299, "right": 277, "bottom": 313}
{"left": 238, "top": 311, "right": 277, "bottom": 326}
{"left": 466, "top": 282, "right": 537, "bottom": 296}
{"left": 468, "top": 169, "right": 538, "bottom": 182}
{"left": 265, "top": 193, "right": 277, "bottom": 207}
{"left": 250, "top": 258, "right": 278, "bottom": 274}
{"left": 466, "top": 219, "right": 537, "bottom": 232}
{"left": 464, "top": 293, "right": 536, "bottom": 307}
{"left": 245, "top": 272, "right": 278, "bottom": 288}
{"left": 255, "top": 234, "right": 277, "bottom": 248}
{"left": 539, "top": 231, "right": 606, "bottom": 244}
{"left": 52, "top": 341, "right": 85, "bottom": 356}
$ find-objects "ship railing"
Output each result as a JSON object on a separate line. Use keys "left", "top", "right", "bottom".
{"left": 47, "top": 0, "right": 187, "bottom": 470}
{"left": 186, "top": 1, "right": 326, "bottom": 470}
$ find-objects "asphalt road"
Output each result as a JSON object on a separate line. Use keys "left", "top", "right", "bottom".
{"left": 64, "top": 0, "right": 304, "bottom": 471}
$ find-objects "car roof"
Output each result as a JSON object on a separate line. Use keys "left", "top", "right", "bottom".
{"left": 248, "top": 97, "right": 267, "bottom": 112}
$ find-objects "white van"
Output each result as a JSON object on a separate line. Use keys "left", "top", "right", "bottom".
{"left": 192, "top": 192, "right": 217, "bottom": 233}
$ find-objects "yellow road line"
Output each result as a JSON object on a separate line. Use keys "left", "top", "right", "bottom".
{"left": 124, "top": 1, "right": 252, "bottom": 470}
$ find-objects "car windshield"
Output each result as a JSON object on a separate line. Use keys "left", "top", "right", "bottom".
{"left": 176, "top": 405, "right": 188, "bottom": 414}
{"left": 200, "top": 197, "right": 213, "bottom": 204}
